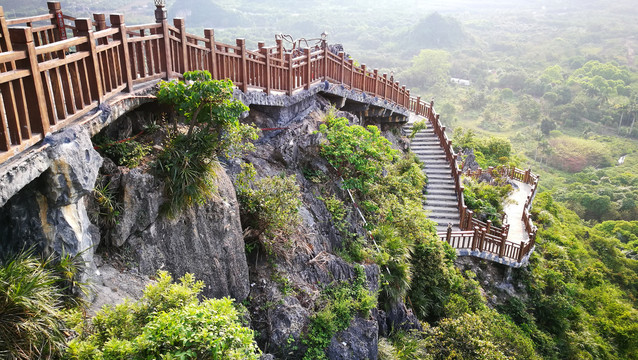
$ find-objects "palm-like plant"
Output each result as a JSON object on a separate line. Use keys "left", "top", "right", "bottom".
{"left": 0, "top": 250, "right": 84, "bottom": 359}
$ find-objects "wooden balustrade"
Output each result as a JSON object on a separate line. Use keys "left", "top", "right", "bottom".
{"left": 0, "top": 3, "right": 540, "bottom": 265}
{"left": 1, "top": 2, "right": 429, "bottom": 164}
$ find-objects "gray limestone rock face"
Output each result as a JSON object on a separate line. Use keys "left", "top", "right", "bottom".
{"left": 117, "top": 168, "right": 250, "bottom": 301}
{"left": 326, "top": 317, "right": 379, "bottom": 360}
{"left": 44, "top": 126, "right": 103, "bottom": 207}
{"left": 0, "top": 125, "right": 102, "bottom": 286}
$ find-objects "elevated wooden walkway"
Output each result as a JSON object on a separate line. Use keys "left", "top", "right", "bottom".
{"left": 404, "top": 116, "right": 539, "bottom": 267}
{"left": 0, "top": 2, "right": 538, "bottom": 266}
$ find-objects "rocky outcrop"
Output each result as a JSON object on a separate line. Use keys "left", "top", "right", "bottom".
{"left": 109, "top": 167, "right": 250, "bottom": 301}
{"left": 327, "top": 317, "right": 379, "bottom": 360}
{"left": 0, "top": 125, "right": 102, "bottom": 282}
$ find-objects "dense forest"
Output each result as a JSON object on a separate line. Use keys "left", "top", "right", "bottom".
{"left": 1, "top": 0, "right": 637, "bottom": 359}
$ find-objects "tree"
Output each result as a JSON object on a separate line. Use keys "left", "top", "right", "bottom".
{"left": 541, "top": 118, "right": 557, "bottom": 135}
{"left": 155, "top": 71, "right": 258, "bottom": 216}
{"left": 518, "top": 95, "right": 542, "bottom": 124}
{"left": 402, "top": 49, "right": 451, "bottom": 89}
{"left": 66, "top": 272, "right": 261, "bottom": 359}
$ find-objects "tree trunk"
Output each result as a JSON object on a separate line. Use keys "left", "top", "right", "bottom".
{"left": 630, "top": 113, "right": 636, "bottom": 135}
{"left": 618, "top": 112, "right": 625, "bottom": 134}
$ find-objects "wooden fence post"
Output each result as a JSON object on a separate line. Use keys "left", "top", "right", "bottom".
{"left": 110, "top": 14, "right": 133, "bottom": 92}
{"left": 9, "top": 27, "right": 49, "bottom": 135}
{"left": 236, "top": 38, "right": 248, "bottom": 92}
{"left": 471, "top": 226, "right": 480, "bottom": 251}
{"left": 47, "top": 1, "right": 65, "bottom": 41}
{"left": 305, "top": 47, "right": 311, "bottom": 89}
{"left": 286, "top": 53, "right": 294, "bottom": 95}
{"left": 478, "top": 227, "right": 486, "bottom": 252}
{"left": 499, "top": 228, "right": 507, "bottom": 258}
{"left": 155, "top": 5, "right": 173, "bottom": 79}
{"left": 467, "top": 210, "right": 474, "bottom": 230}
{"left": 75, "top": 18, "right": 103, "bottom": 103}
{"left": 0, "top": 6, "right": 15, "bottom": 150}
{"left": 339, "top": 52, "right": 345, "bottom": 84}
{"left": 323, "top": 45, "right": 328, "bottom": 81}
{"left": 361, "top": 64, "right": 367, "bottom": 92}
{"left": 174, "top": 18, "right": 187, "bottom": 74}
{"left": 260, "top": 45, "right": 271, "bottom": 95}
{"left": 373, "top": 69, "right": 379, "bottom": 97}
{"left": 276, "top": 38, "right": 283, "bottom": 59}
{"left": 518, "top": 242, "right": 527, "bottom": 262}
{"left": 446, "top": 223, "right": 452, "bottom": 244}
{"left": 204, "top": 29, "right": 217, "bottom": 79}
{"left": 486, "top": 219, "right": 492, "bottom": 236}
{"left": 93, "top": 14, "right": 107, "bottom": 47}
{"left": 349, "top": 59, "right": 354, "bottom": 88}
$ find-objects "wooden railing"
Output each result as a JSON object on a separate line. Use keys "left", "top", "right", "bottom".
{"left": 0, "top": 2, "right": 421, "bottom": 164}
{"left": 0, "top": 3, "right": 540, "bottom": 265}
{"left": 426, "top": 106, "right": 540, "bottom": 264}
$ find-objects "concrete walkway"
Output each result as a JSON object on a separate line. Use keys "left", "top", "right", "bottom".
{"left": 503, "top": 180, "right": 531, "bottom": 244}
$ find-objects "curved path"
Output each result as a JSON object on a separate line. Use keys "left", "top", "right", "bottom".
{"left": 503, "top": 180, "right": 531, "bottom": 245}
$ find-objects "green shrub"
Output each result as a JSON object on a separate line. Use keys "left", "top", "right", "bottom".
{"left": 463, "top": 178, "right": 512, "bottom": 227}
{"left": 319, "top": 111, "right": 399, "bottom": 193}
{"left": 0, "top": 251, "right": 84, "bottom": 360}
{"left": 66, "top": 271, "right": 260, "bottom": 360}
{"left": 409, "top": 119, "right": 428, "bottom": 139}
{"left": 235, "top": 163, "right": 302, "bottom": 255}
{"left": 94, "top": 136, "right": 151, "bottom": 168}
{"left": 155, "top": 71, "right": 258, "bottom": 217}
{"left": 302, "top": 265, "right": 376, "bottom": 360}
{"left": 154, "top": 130, "right": 222, "bottom": 218}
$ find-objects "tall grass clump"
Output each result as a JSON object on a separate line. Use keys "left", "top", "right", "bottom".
{"left": 0, "top": 250, "right": 84, "bottom": 359}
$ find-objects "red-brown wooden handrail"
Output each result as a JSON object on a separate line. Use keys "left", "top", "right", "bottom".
{"left": 0, "top": 3, "right": 538, "bottom": 265}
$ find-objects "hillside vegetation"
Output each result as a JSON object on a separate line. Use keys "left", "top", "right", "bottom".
{"left": 1, "top": 0, "right": 637, "bottom": 359}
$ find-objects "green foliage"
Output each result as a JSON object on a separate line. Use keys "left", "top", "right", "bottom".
{"left": 463, "top": 178, "right": 512, "bottom": 227}
{"left": 408, "top": 119, "right": 428, "bottom": 139}
{"left": 91, "top": 177, "right": 121, "bottom": 230}
{"left": 419, "top": 310, "right": 539, "bottom": 360}
{"left": 154, "top": 131, "right": 222, "bottom": 218}
{"left": 519, "top": 193, "right": 638, "bottom": 359}
{"left": 235, "top": 163, "right": 302, "bottom": 255}
{"left": 319, "top": 111, "right": 399, "bottom": 193}
{"left": 302, "top": 265, "right": 376, "bottom": 360}
{"left": 154, "top": 72, "right": 258, "bottom": 217}
{"left": 547, "top": 136, "right": 613, "bottom": 173}
{"left": 66, "top": 271, "right": 260, "bottom": 360}
{"left": 0, "top": 250, "right": 84, "bottom": 360}
{"left": 453, "top": 128, "right": 512, "bottom": 167}
{"left": 402, "top": 49, "right": 452, "bottom": 90}
{"left": 94, "top": 136, "right": 151, "bottom": 168}
{"left": 383, "top": 308, "right": 539, "bottom": 360}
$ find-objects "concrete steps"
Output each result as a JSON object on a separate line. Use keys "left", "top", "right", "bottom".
{"left": 406, "top": 121, "right": 460, "bottom": 232}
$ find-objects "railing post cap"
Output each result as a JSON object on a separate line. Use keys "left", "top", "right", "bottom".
{"left": 8, "top": 26, "right": 33, "bottom": 43}
{"left": 47, "top": 1, "right": 62, "bottom": 11}
{"left": 110, "top": 13, "right": 125, "bottom": 24}
{"left": 173, "top": 17, "right": 185, "bottom": 26}
{"left": 204, "top": 28, "right": 214, "bottom": 36}
{"left": 75, "top": 18, "right": 93, "bottom": 31}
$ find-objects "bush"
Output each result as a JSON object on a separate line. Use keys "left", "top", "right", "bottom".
{"left": 463, "top": 178, "right": 512, "bottom": 227}
{"left": 319, "top": 111, "right": 399, "bottom": 193}
{"left": 302, "top": 265, "right": 376, "bottom": 360}
{"left": 66, "top": 271, "right": 260, "bottom": 360}
{"left": 0, "top": 251, "right": 84, "bottom": 360}
{"left": 154, "top": 72, "right": 258, "bottom": 216}
{"left": 94, "top": 136, "right": 151, "bottom": 168}
{"left": 235, "top": 163, "right": 302, "bottom": 255}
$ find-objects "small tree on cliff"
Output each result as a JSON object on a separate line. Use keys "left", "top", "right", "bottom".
{"left": 155, "top": 71, "right": 259, "bottom": 217}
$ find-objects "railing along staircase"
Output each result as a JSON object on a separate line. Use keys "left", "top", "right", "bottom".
{"left": 0, "top": 2, "right": 538, "bottom": 266}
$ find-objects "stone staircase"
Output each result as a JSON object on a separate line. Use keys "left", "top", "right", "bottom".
{"left": 405, "top": 120, "right": 461, "bottom": 232}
